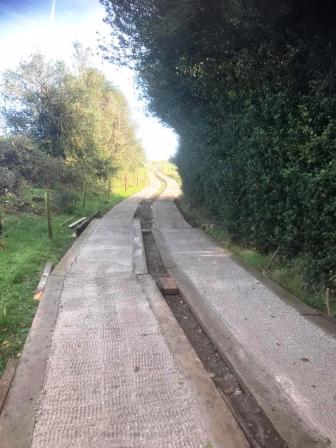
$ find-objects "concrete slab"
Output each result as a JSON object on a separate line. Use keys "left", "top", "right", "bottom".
{"left": 154, "top": 173, "right": 336, "bottom": 448}
{"left": 0, "top": 359, "right": 17, "bottom": 413}
{"left": 132, "top": 218, "right": 148, "bottom": 275}
{"left": 1, "top": 174, "right": 243, "bottom": 448}
{"left": 139, "top": 274, "right": 248, "bottom": 448}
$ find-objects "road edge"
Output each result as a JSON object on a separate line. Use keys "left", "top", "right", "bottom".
{"left": 151, "top": 226, "right": 329, "bottom": 448}
{"left": 139, "top": 274, "right": 249, "bottom": 448}
{"left": 0, "top": 220, "right": 98, "bottom": 448}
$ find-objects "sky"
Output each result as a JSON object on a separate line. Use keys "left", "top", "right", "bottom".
{"left": 0, "top": 0, "right": 178, "bottom": 160}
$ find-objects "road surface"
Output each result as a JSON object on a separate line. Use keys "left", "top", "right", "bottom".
{"left": 0, "top": 175, "right": 246, "bottom": 448}
{"left": 153, "top": 173, "right": 336, "bottom": 448}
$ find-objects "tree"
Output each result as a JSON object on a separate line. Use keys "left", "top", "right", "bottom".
{"left": 1, "top": 49, "right": 145, "bottom": 180}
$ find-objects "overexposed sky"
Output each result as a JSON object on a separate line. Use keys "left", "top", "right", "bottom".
{"left": 0, "top": 0, "right": 178, "bottom": 160}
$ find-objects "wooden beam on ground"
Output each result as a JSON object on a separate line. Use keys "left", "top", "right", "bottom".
{"left": 158, "top": 277, "right": 179, "bottom": 295}
{"left": 75, "top": 211, "right": 100, "bottom": 237}
{"left": 68, "top": 217, "right": 86, "bottom": 229}
{"left": 34, "top": 261, "right": 53, "bottom": 301}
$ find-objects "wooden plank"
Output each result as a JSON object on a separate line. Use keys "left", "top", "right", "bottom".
{"left": 75, "top": 211, "right": 100, "bottom": 237}
{"left": 0, "top": 358, "right": 18, "bottom": 413}
{"left": 158, "top": 277, "right": 179, "bottom": 295}
{"left": 34, "top": 261, "right": 53, "bottom": 301}
{"left": 68, "top": 217, "right": 86, "bottom": 229}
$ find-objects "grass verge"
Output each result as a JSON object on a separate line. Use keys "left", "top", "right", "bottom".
{"left": 178, "top": 198, "right": 335, "bottom": 318}
{"left": 0, "top": 180, "right": 144, "bottom": 374}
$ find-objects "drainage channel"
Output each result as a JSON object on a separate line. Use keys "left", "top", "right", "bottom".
{"left": 135, "top": 198, "right": 287, "bottom": 448}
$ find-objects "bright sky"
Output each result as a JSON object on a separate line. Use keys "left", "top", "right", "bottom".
{"left": 0, "top": 0, "right": 178, "bottom": 160}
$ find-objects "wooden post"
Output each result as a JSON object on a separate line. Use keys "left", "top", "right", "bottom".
{"left": 108, "top": 179, "right": 111, "bottom": 198}
{"left": 136, "top": 175, "right": 139, "bottom": 189}
{"left": 45, "top": 191, "right": 52, "bottom": 239}
{"left": 124, "top": 173, "right": 127, "bottom": 192}
{"left": 82, "top": 179, "right": 87, "bottom": 209}
{"left": 265, "top": 246, "right": 280, "bottom": 272}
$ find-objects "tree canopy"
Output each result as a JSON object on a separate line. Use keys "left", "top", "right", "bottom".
{"left": 101, "top": 0, "right": 336, "bottom": 287}
{"left": 1, "top": 48, "right": 145, "bottom": 181}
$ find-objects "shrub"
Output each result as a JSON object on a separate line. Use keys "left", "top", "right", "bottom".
{"left": 52, "top": 188, "right": 79, "bottom": 213}
{"left": 0, "top": 136, "right": 81, "bottom": 194}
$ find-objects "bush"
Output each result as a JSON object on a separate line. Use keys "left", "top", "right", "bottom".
{"left": 52, "top": 188, "right": 79, "bottom": 213}
{"left": 0, "top": 166, "right": 18, "bottom": 194}
{"left": 0, "top": 136, "right": 82, "bottom": 194}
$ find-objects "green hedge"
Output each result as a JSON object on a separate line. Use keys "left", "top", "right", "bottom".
{"left": 102, "top": 0, "right": 336, "bottom": 288}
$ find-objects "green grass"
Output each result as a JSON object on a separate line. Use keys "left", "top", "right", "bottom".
{"left": 0, "top": 179, "right": 144, "bottom": 374}
{"left": 179, "top": 198, "right": 335, "bottom": 318}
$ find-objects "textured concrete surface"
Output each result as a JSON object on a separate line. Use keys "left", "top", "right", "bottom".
{"left": 4, "top": 175, "right": 243, "bottom": 448}
{"left": 153, "top": 174, "right": 336, "bottom": 448}
{"left": 140, "top": 274, "right": 249, "bottom": 448}
{"left": 0, "top": 221, "right": 99, "bottom": 448}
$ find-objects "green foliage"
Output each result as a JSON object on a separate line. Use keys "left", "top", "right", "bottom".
{"left": 52, "top": 188, "right": 78, "bottom": 214}
{"left": 101, "top": 0, "right": 336, "bottom": 289}
{"left": 1, "top": 48, "right": 145, "bottom": 182}
{"left": 0, "top": 136, "right": 81, "bottom": 193}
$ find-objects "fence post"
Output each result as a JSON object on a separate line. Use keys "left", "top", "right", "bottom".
{"left": 124, "top": 173, "right": 128, "bottom": 192}
{"left": 45, "top": 191, "right": 52, "bottom": 239}
{"left": 108, "top": 179, "right": 112, "bottom": 198}
{"left": 82, "top": 179, "right": 87, "bottom": 208}
{"left": 136, "top": 175, "right": 139, "bottom": 189}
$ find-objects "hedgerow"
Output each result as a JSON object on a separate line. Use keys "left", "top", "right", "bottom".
{"left": 101, "top": 0, "right": 336, "bottom": 288}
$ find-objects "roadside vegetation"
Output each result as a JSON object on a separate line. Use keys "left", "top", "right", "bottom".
{"left": 101, "top": 0, "right": 336, "bottom": 314}
{"left": 0, "top": 44, "right": 147, "bottom": 373}
{"left": 178, "top": 198, "right": 335, "bottom": 317}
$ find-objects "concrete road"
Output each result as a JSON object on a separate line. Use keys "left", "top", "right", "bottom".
{"left": 0, "top": 175, "right": 246, "bottom": 448}
{"left": 153, "top": 174, "right": 336, "bottom": 448}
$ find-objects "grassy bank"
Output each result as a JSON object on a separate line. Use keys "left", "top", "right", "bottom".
{"left": 0, "top": 177, "right": 145, "bottom": 374}
{"left": 178, "top": 198, "right": 335, "bottom": 318}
